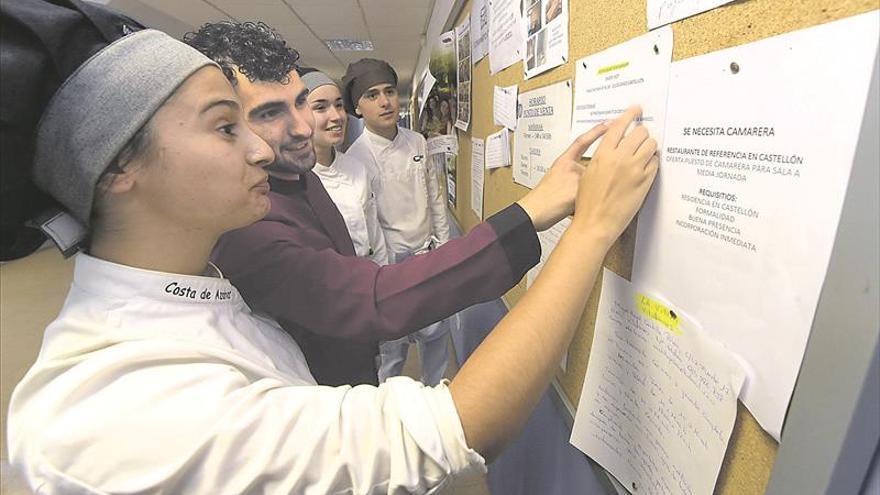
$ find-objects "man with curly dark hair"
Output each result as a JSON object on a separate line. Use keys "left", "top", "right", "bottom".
{"left": 183, "top": 21, "right": 298, "bottom": 84}
{"left": 185, "top": 22, "right": 315, "bottom": 178}
{"left": 184, "top": 21, "right": 585, "bottom": 387}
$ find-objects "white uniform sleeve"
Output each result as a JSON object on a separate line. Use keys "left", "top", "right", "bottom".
{"left": 420, "top": 135, "right": 451, "bottom": 245}
{"left": 11, "top": 344, "right": 486, "bottom": 495}
{"left": 347, "top": 138, "right": 376, "bottom": 191}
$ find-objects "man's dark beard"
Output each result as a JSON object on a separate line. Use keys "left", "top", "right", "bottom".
{"left": 266, "top": 152, "right": 316, "bottom": 176}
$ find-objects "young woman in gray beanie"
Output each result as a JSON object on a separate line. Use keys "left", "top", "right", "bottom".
{"left": 301, "top": 68, "right": 389, "bottom": 266}
{"left": 8, "top": 30, "right": 659, "bottom": 494}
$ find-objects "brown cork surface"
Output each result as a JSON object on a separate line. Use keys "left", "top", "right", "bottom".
{"left": 448, "top": 1, "right": 877, "bottom": 493}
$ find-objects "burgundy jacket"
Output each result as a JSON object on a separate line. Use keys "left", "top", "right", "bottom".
{"left": 212, "top": 172, "right": 540, "bottom": 386}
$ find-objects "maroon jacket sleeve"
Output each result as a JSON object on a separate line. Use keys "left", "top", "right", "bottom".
{"left": 214, "top": 203, "right": 540, "bottom": 342}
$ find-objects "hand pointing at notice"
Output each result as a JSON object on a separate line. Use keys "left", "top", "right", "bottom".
{"left": 451, "top": 107, "right": 658, "bottom": 461}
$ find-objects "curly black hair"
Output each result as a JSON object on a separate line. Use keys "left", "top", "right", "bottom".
{"left": 183, "top": 21, "right": 300, "bottom": 86}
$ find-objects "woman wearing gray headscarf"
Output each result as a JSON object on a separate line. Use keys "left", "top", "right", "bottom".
{"left": 7, "top": 29, "right": 658, "bottom": 494}
{"left": 301, "top": 69, "right": 388, "bottom": 265}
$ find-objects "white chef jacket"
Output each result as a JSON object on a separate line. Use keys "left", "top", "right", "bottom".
{"left": 7, "top": 254, "right": 485, "bottom": 494}
{"left": 347, "top": 126, "right": 450, "bottom": 259}
{"left": 313, "top": 149, "right": 389, "bottom": 265}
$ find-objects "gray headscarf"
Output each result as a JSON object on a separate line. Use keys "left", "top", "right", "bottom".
{"left": 33, "top": 29, "right": 218, "bottom": 226}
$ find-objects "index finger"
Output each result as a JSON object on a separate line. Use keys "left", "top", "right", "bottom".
{"left": 598, "top": 106, "right": 642, "bottom": 152}
{"left": 561, "top": 122, "right": 608, "bottom": 161}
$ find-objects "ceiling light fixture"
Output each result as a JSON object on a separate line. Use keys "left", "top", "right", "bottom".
{"left": 324, "top": 39, "right": 375, "bottom": 51}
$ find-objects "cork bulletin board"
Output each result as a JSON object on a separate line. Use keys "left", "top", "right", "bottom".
{"left": 445, "top": 0, "right": 878, "bottom": 493}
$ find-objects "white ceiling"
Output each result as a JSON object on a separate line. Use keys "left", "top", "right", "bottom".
{"left": 98, "top": 0, "right": 437, "bottom": 99}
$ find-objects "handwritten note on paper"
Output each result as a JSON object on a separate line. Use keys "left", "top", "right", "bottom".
{"left": 571, "top": 269, "right": 745, "bottom": 495}
{"left": 647, "top": 0, "right": 734, "bottom": 29}
{"left": 493, "top": 84, "right": 519, "bottom": 130}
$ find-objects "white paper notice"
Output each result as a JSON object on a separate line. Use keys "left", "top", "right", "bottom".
{"left": 493, "top": 84, "right": 519, "bottom": 130}
{"left": 472, "top": 0, "right": 489, "bottom": 62}
{"left": 418, "top": 70, "right": 437, "bottom": 116}
{"left": 632, "top": 12, "right": 880, "bottom": 439}
{"left": 524, "top": 216, "right": 573, "bottom": 371}
{"left": 571, "top": 26, "right": 672, "bottom": 157}
{"left": 513, "top": 80, "right": 572, "bottom": 189}
{"left": 426, "top": 135, "right": 458, "bottom": 156}
{"left": 647, "top": 0, "right": 734, "bottom": 30}
{"left": 485, "top": 128, "right": 511, "bottom": 169}
{"left": 488, "top": 0, "right": 524, "bottom": 74}
{"left": 571, "top": 269, "right": 745, "bottom": 495}
{"left": 526, "top": 217, "right": 571, "bottom": 289}
{"left": 523, "top": 0, "right": 569, "bottom": 78}
{"left": 471, "top": 138, "right": 485, "bottom": 219}
{"left": 446, "top": 172, "right": 456, "bottom": 208}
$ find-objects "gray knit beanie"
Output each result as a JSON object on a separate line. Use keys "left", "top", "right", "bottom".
{"left": 301, "top": 70, "right": 338, "bottom": 93}
{"left": 32, "top": 29, "right": 219, "bottom": 226}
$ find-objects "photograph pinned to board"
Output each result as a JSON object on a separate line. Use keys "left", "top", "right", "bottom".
{"left": 416, "top": 29, "right": 459, "bottom": 208}
{"left": 523, "top": 0, "right": 568, "bottom": 78}
{"left": 489, "top": 0, "right": 524, "bottom": 74}
{"left": 513, "top": 80, "right": 572, "bottom": 189}
{"left": 417, "top": 31, "right": 457, "bottom": 138}
{"left": 455, "top": 16, "right": 472, "bottom": 131}
{"left": 471, "top": 0, "right": 489, "bottom": 62}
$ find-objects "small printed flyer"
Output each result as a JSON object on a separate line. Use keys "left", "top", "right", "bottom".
{"left": 523, "top": 0, "right": 568, "bottom": 79}
{"left": 455, "top": 16, "right": 472, "bottom": 131}
{"left": 513, "top": 80, "right": 572, "bottom": 188}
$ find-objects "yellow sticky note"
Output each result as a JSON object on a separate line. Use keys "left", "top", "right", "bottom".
{"left": 635, "top": 293, "right": 682, "bottom": 335}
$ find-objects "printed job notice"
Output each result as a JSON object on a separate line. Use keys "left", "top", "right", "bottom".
{"left": 632, "top": 12, "right": 879, "bottom": 440}
{"left": 571, "top": 27, "right": 672, "bottom": 157}
{"left": 662, "top": 128, "right": 803, "bottom": 254}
